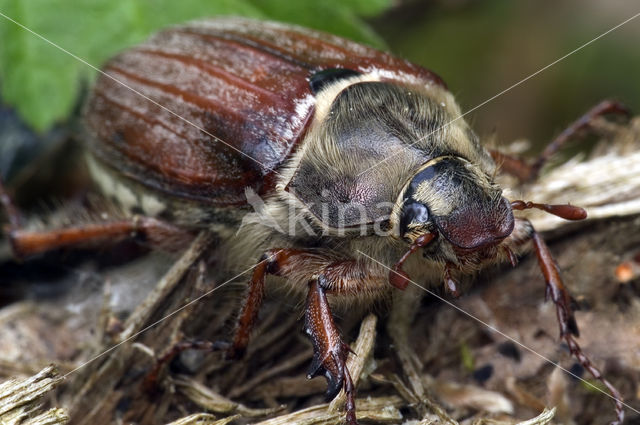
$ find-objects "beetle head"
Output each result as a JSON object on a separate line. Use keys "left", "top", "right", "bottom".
{"left": 393, "top": 156, "right": 514, "bottom": 261}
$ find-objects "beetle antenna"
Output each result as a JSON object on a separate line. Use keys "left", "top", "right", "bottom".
{"left": 389, "top": 233, "right": 435, "bottom": 290}
{"left": 511, "top": 200, "right": 587, "bottom": 221}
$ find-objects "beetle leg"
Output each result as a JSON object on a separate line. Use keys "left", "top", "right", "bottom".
{"left": 229, "top": 250, "right": 384, "bottom": 358}
{"left": 228, "top": 248, "right": 304, "bottom": 359}
{"left": 306, "top": 278, "right": 357, "bottom": 425}
{"left": 1, "top": 175, "right": 193, "bottom": 258}
{"left": 228, "top": 255, "right": 270, "bottom": 359}
{"left": 6, "top": 215, "right": 193, "bottom": 258}
{"left": 491, "top": 100, "right": 629, "bottom": 182}
{"left": 530, "top": 230, "right": 579, "bottom": 337}
{"left": 229, "top": 252, "right": 378, "bottom": 423}
{"left": 528, "top": 225, "right": 624, "bottom": 424}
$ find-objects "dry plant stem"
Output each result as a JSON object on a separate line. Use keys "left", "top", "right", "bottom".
{"left": 0, "top": 365, "right": 68, "bottom": 424}
{"left": 174, "top": 375, "right": 284, "bottom": 417}
{"left": 491, "top": 100, "right": 629, "bottom": 181}
{"left": 388, "top": 285, "right": 428, "bottom": 415}
{"left": 67, "top": 232, "right": 213, "bottom": 421}
{"left": 229, "top": 349, "right": 313, "bottom": 398}
{"left": 165, "top": 413, "right": 239, "bottom": 425}
{"left": 248, "top": 313, "right": 300, "bottom": 356}
{"left": 253, "top": 396, "right": 404, "bottom": 425}
{"left": 121, "top": 231, "right": 214, "bottom": 339}
{"left": 390, "top": 373, "right": 459, "bottom": 424}
{"left": 143, "top": 340, "right": 226, "bottom": 392}
{"left": 328, "top": 313, "right": 377, "bottom": 414}
{"left": 515, "top": 408, "right": 556, "bottom": 425}
{"left": 413, "top": 379, "right": 458, "bottom": 425}
{"left": 414, "top": 417, "right": 439, "bottom": 425}
{"left": 249, "top": 373, "right": 328, "bottom": 401}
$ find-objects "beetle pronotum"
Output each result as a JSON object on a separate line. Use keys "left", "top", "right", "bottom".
{"left": 0, "top": 17, "right": 630, "bottom": 424}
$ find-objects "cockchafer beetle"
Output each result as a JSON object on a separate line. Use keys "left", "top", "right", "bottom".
{"left": 0, "top": 17, "right": 630, "bottom": 425}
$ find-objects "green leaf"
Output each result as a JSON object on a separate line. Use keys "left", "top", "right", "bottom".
{"left": 246, "top": 0, "right": 389, "bottom": 48}
{"left": 0, "top": 0, "right": 391, "bottom": 131}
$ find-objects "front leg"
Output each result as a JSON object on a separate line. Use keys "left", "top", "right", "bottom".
{"left": 230, "top": 250, "right": 381, "bottom": 424}
{"left": 306, "top": 278, "right": 356, "bottom": 425}
{"left": 229, "top": 250, "right": 382, "bottom": 358}
{"left": 228, "top": 248, "right": 307, "bottom": 359}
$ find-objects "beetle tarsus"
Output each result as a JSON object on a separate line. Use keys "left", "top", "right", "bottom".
{"left": 530, "top": 99, "right": 630, "bottom": 177}
{"left": 564, "top": 334, "right": 625, "bottom": 425}
{"left": 305, "top": 279, "right": 358, "bottom": 424}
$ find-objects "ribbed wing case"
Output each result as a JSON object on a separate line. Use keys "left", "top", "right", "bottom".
{"left": 84, "top": 18, "right": 444, "bottom": 206}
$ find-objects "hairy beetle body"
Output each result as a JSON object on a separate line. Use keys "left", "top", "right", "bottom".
{"left": 3, "top": 17, "right": 623, "bottom": 425}
{"left": 85, "top": 18, "right": 511, "bottom": 290}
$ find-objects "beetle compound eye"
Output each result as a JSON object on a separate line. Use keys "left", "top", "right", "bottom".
{"left": 399, "top": 201, "right": 430, "bottom": 239}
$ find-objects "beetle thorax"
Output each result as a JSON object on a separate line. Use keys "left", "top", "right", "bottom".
{"left": 278, "top": 78, "right": 499, "bottom": 240}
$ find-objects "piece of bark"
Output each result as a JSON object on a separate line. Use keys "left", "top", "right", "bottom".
{"left": 0, "top": 365, "right": 68, "bottom": 424}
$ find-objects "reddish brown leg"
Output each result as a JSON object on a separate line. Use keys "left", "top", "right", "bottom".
{"left": 306, "top": 278, "right": 357, "bottom": 425}
{"left": 1, "top": 174, "right": 193, "bottom": 258}
{"left": 229, "top": 249, "right": 379, "bottom": 357}
{"left": 227, "top": 258, "right": 269, "bottom": 360}
{"left": 8, "top": 216, "right": 192, "bottom": 258}
{"left": 229, "top": 251, "right": 375, "bottom": 424}
{"left": 492, "top": 100, "right": 630, "bottom": 182}
{"left": 530, "top": 228, "right": 624, "bottom": 425}
{"left": 227, "top": 249, "right": 305, "bottom": 359}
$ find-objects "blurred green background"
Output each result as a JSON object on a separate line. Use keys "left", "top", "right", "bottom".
{"left": 373, "top": 0, "right": 640, "bottom": 148}
{"left": 0, "top": 0, "right": 638, "bottom": 179}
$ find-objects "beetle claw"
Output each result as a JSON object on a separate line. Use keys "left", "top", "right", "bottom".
{"left": 305, "top": 280, "right": 358, "bottom": 424}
